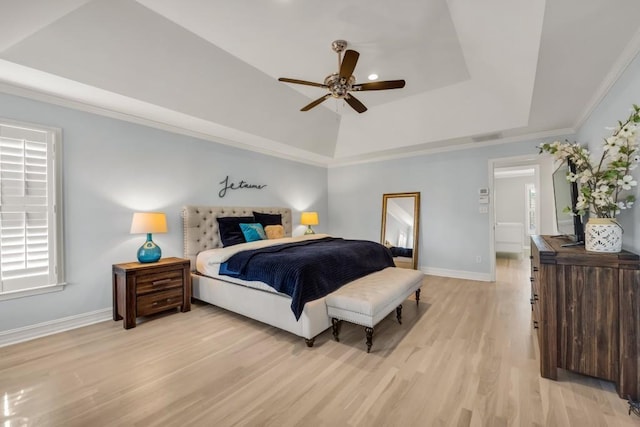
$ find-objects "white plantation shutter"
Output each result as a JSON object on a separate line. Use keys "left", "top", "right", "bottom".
{"left": 0, "top": 120, "right": 62, "bottom": 295}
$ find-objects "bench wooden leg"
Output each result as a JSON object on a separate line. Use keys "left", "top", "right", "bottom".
{"left": 365, "top": 327, "right": 374, "bottom": 353}
{"left": 304, "top": 337, "right": 315, "bottom": 347}
{"left": 332, "top": 318, "right": 342, "bottom": 342}
{"left": 396, "top": 305, "right": 403, "bottom": 324}
{"left": 415, "top": 288, "right": 421, "bottom": 304}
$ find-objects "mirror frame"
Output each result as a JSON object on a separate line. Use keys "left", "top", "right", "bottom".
{"left": 380, "top": 192, "right": 420, "bottom": 270}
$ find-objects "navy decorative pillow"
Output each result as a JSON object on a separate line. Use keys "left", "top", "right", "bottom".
{"left": 253, "top": 211, "right": 282, "bottom": 228}
{"left": 217, "top": 216, "right": 254, "bottom": 247}
{"left": 239, "top": 223, "right": 267, "bottom": 242}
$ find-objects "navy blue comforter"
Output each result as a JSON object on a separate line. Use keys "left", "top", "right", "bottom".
{"left": 219, "top": 237, "right": 394, "bottom": 319}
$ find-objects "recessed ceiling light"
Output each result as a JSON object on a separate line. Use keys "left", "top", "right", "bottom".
{"left": 368, "top": 74, "right": 378, "bottom": 81}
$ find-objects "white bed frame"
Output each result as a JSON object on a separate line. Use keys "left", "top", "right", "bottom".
{"left": 182, "top": 206, "right": 331, "bottom": 346}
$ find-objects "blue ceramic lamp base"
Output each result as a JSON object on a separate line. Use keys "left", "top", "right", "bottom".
{"left": 137, "top": 233, "right": 162, "bottom": 263}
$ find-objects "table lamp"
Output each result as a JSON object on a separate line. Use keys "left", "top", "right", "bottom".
{"left": 130, "top": 212, "right": 167, "bottom": 263}
{"left": 300, "top": 211, "right": 319, "bottom": 235}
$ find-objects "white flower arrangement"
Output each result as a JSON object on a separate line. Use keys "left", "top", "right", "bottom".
{"left": 539, "top": 105, "right": 640, "bottom": 218}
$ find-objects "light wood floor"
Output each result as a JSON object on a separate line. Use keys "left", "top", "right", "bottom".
{"left": 1, "top": 258, "right": 638, "bottom": 426}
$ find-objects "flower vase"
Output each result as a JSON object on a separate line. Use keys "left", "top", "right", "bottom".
{"left": 584, "top": 218, "right": 622, "bottom": 253}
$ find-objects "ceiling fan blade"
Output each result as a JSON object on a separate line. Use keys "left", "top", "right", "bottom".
{"left": 345, "top": 94, "right": 367, "bottom": 113}
{"left": 301, "top": 93, "right": 332, "bottom": 111}
{"left": 353, "top": 80, "right": 406, "bottom": 91}
{"left": 279, "top": 77, "right": 327, "bottom": 88}
{"left": 339, "top": 50, "right": 360, "bottom": 79}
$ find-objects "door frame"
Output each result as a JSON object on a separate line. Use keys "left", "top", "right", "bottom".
{"left": 487, "top": 155, "right": 543, "bottom": 281}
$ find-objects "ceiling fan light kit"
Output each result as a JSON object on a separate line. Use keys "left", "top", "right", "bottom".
{"left": 279, "top": 40, "right": 406, "bottom": 114}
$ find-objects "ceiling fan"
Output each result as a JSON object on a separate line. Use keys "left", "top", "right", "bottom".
{"left": 278, "top": 40, "right": 406, "bottom": 114}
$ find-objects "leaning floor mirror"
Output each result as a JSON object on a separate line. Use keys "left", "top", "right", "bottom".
{"left": 381, "top": 192, "right": 420, "bottom": 270}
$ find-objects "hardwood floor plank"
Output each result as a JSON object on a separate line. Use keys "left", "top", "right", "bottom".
{"left": 1, "top": 257, "right": 638, "bottom": 426}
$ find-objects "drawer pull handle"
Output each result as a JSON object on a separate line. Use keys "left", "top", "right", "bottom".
{"left": 533, "top": 266, "right": 539, "bottom": 272}
{"left": 533, "top": 320, "right": 539, "bottom": 329}
{"left": 152, "top": 298, "right": 176, "bottom": 307}
{"left": 530, "top": 277, "right": 534, "bottom": 282}
{"left": 534, "top": 294, "right": 539, "bottom": 300}
{"left": 152, "top": 279, "right": 172, "bottom": 286}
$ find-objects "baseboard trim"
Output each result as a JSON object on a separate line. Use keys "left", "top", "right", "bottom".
{"left": 420, "top": 266, "right": 492, "bottom": 282}
{"left": 0, "top": 308, "right": 112, "bottom": 348}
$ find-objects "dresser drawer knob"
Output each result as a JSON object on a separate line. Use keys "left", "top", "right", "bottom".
{"left": 533, "top": 320, "right": 539, "bottom": 329}
{"left": 530, "top": 277, "right": 535, "bottom": 283}
{"left": 532, "top": 266, "right": 539, "bottom": 272}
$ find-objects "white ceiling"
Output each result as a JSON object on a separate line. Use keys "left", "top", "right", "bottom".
{"left": 1, "top": 0, "right": 640, "bottom": 166}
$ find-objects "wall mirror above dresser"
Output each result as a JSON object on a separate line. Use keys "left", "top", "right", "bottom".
{"left": 381, "top": 192, "right": 420, "bottom": 270}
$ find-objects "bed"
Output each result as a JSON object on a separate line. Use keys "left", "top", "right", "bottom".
{"left": 182, "top": 205, "right": 394, "bottom": 346}
{"left": 388, "top": 246, "right": 413, "bottom": 269}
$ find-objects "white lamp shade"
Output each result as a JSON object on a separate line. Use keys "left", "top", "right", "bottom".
{"left": 130, "top": 212, "right": 168, "bottom": 234}
{"left": 300, "top": 211, "right": 319, "bottom": 226}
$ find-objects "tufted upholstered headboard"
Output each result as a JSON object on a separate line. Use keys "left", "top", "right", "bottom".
{"left": 182, "top": 206, "right": 292, "bottom": 271}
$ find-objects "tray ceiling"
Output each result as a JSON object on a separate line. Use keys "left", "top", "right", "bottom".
{"left": 1, "top": 0, "right": 639, "bottom": 166}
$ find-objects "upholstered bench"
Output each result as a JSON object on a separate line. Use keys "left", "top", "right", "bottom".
{"left": 325, "top": 267, "right": 424, "bottom": 352}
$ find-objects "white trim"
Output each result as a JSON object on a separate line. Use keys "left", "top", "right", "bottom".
{"left": 0, "top": 308, "right": 111, "bottom": 348}
{"left": 420, "top": 266, "right": 492, "bottom": 282}
{"left": 0, "top": 283, "right": 64, "bottom": 302}
{"left": 0, "top": 81, "right": 331, "bottom": 168}
{"left": 524, "top": 180, "right": 540, "bottom": 236}
{"left": 488, "top": 154, "right": 544, "bottom": 282}
{"left": 0, "top": 79, "right": 578, "bottom": 169}
{"left": 328, "top": 127, "right": 576, "bottom": 168}
{"left": 0, "top": 119, "right": 65, "bottom": 295}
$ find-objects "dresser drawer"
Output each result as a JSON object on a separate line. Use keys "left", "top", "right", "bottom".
{"left": 136, "top": 269, "right": 184, "bottom": 295}
{"left": 137, "top": 288, "right": 183, "bottom": 316}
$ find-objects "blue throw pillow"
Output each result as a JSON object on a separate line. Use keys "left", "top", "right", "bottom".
{"left": 239, "top": 223, "right": 267, "bottom": 242}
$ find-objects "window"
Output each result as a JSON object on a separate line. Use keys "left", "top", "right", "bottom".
{"left": 0, "top": 119, "right": 64, "bottom": 300}
{"left": 525, "top": 183, "right": 537, "bottom": 235}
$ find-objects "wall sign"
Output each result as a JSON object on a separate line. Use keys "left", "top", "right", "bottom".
{"left": 218, "top": 175, "right": 267, "bottom": 198}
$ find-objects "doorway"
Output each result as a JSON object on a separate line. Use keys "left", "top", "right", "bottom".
{"left": 488, "top": 155, "right": 543, "bottom": 282}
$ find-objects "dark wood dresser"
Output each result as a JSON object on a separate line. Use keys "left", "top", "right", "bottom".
{"left": 530, "top": 235, "right": 640, "bottom": 400}
{"left": 112, "top": 257, "right": 191, "bottom": 329}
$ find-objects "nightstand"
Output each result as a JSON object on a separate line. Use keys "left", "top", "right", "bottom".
{"left": 112, "top": 257, "right": 191, "bottom": 329}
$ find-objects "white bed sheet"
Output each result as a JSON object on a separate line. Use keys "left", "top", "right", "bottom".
{"left": 195, "top": 233, "right": 330, "bottom": 294}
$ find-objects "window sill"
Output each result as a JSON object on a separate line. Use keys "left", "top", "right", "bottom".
{"left": 0, "top": 284, "right": 66, "bottom": 302}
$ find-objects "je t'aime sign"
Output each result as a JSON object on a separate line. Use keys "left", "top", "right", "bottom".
{"left": 218, "top": 175, "right": 267, "bottom": 198}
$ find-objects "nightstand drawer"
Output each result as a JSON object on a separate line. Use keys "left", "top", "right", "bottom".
{"left": 136, "top": 269, "right": 184, "bottom": 295}
{"left": 137, "top": 288, "right": 183, "bottom": 316}
{"left": 113, "top": 257, "right": 191, "bottom": 329}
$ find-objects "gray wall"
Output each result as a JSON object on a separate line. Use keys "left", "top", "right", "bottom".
{"left": 0, "top": 92, "right": 328, "bottom": 332}
{"left": 1, "top": 48, "right": 639, "bottom": 334}
{"left": 495, "top": 176, "right": 535, "bottom": 224}
{"left": 576, "top": 51, "right": 640, "bottom": 253}
{"left": 494, "top": 174, "right": 536, "bottom": 243}
{"left": 327, "top": 51, "right": 640, "bottom": 276}
{"left": 328, "top": 140, "right": 559, "bottom": 277}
